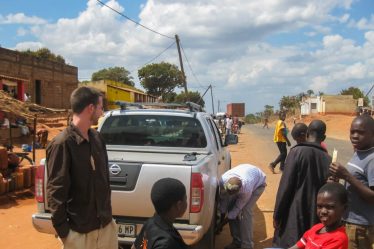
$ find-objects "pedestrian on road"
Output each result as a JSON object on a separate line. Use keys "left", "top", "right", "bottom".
{"left": 46, "top": 87, "right": 117, "bottom": 249}
{"left": 238, "top": 120, "right": 243, "bottom": 133}
{"left": 226, "top": 115, "right": 233, "bottom": 135}
{"left": 132, "top": 178, "right": 188, "bottom": 249}
{"left": 329, "top": 115, "right": 374, "bottom": 249}
{"left": 273, "top": 120, "right": 331, "bottom": 248}
{"left": 219, "top": 164, "right": 266, "bottom": 249}
{"left": 289, "top": 182, "right": 348, "bottom": 249}
{"left": 269, "top": 112, "right": 291, "bottom": 173}
{"left": 263, "top": 117, "right": 269, "bottom": 129}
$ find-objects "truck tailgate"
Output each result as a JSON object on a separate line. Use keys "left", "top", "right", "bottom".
{"left": 110, "top": 162, "right": 192, "bottom": 220}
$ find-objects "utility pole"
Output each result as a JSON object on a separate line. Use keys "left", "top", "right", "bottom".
{"left": 175, "top": 34, "right": 188, "bottom": 93}
{"left": 218, "top": 100, "right": 220, "bottom": 112}
{"left": 210, "top": 84, "right": 215, "bottom": 115}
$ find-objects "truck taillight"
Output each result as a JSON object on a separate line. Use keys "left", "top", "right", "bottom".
{"left": 35, "top": 165, "right": 45, "bottom": 203}
{"left": 190, "top": 173, "right": 204, "bottom": 213}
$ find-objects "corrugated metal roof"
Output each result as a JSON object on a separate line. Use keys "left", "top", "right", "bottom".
{"left": 0, "top": 74, "right": 29, "bottom": 82}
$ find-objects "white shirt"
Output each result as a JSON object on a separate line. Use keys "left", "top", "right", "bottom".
{"left": 225, "top": 118, "right": 233, "bottom": 129}
{"left": 220, "top": 164, "right": 266, "bottom": 219}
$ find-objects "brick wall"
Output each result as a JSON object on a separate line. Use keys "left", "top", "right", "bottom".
{"left": 0, "top": 47, "right": 78, "bottom": 108}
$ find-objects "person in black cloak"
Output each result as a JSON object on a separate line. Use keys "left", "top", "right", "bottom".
{"left": 272, "top": 119, "right": 332, "bottom": 248}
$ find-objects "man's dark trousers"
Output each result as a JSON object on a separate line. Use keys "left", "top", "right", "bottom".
{"left": 272, "top": 142, "right": 287, "bottom": 171}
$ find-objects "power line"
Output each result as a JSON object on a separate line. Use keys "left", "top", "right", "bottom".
{"left": 130, "top": 41, "right": 176, "bottom": 73}
{"left": 96, "top": 0, "right": 174, "bottom": 40}
{"left": 180, "top": 43, "right": 206, "bottom": 89}
{"left": 79, "top": 41, "right": 176, "bottom": 80}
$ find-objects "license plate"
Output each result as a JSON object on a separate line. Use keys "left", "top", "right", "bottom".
{"left": 118, "top": 223, "right": 136, "bottom": 237}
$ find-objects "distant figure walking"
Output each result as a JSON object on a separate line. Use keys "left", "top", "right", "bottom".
{"left": 269, "top": 112, "right": 291, "bottom": 173}
{"left": 263, "top": 117, "right": 269, "bottom": 129}
{"left": 226, "top": 115, "right": 233, "bottom": 135}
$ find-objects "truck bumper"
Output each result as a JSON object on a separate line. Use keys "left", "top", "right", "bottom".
{"left": 32, "top": 213, "right": 56, "bottom": 235}
{"left": 117, "top": 223, "right": 203, "bottom": 246}
{"left": 32, "top": 213, "right": 204, "bottom": 246}
{"left": 176, "top": 224, "right": 204, "bottom": 245}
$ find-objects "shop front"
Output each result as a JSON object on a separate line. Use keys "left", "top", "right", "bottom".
{"left": 0, "top": 74, "right": 28, "bottom": 101}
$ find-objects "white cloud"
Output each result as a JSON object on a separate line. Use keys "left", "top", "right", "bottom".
{"left": 14, "top": 41, "right": 44, "bottom": 51}
{"left": 0, "top": 13, "right": 47, "bottom": 25}
{"left": 305, "top": 31, "right": 317, "bottom": 37}
{"left": 10, "top": 0, "right": 374, "bottom": 113}
{"left": 313, "top": 25, "right": 331, "bottom": 34}
{"left": 17, "top": 27, "right": 28, "bottom": 36}
{"left": 349, "top": 14, "right": 374, "bottom": 30}
{"left": 339, "top": 13, "right": 350, "bottom": 23}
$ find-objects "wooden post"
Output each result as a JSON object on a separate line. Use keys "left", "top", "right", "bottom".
{"left": 210, "top": 85, "right": 215, "bottom": 115}
{"left": 175, "top": 34, "right": 188, "bottom": 93}
{"left": 9, "top": 125, "right": 13, "bottom": 152}
{"left": 33, "top": 115, "right": 37, "bottom": 164}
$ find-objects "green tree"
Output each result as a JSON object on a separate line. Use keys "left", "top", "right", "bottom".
{"left": 92, "top": 67, "right": 134, "bottom": 86}
{"left": 306, "top": 89, "right": 314, "bottom": 96}
{"left": 245, "top": 113, "right": 262, "bottom": 124}
{"left": 162, "top": 92, "right": 177, "bottom": 103}
{"left": 138, "top": 62, "right": 184, "bottom": 98}
{"left": 174, "top": 91, "right": 205, "bottom": 107}
{"left": 19, "top": 48, "right": 65, "bottom": 64}
{"left": 245, "top": 114, "right": 258, "bottom": 124}
{"left": 279, "top": 96, "right": 299, "bottom": 111}
{"left": 340, "top": 86, "right": 369, "bottom": 106}
{"left": 296, "top": 92, "right": 307, "bottom": 101}
{"left": 263, "top": 105, "right": 274, "bottom": 118}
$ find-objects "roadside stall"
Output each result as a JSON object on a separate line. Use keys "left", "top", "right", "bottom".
{"left": 0, "top": 90, "right": 66, "bottom": 195}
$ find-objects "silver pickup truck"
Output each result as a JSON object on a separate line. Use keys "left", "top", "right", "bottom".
{"left": 32, "top": 103, "right": 236, "bottom": 248}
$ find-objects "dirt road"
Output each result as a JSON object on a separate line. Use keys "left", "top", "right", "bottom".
{"left": 0, "top": 124, "right": 354, "bottom": 249}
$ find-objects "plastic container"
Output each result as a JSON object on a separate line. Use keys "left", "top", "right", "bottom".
{"left": 0, "top": 175, "right": 4, "bottom": 195}
{"left": 4, "top": 178, "right": 9, "bottom": 193}
{"left": 22, "top": 167, "right": 32, "bottom": 188}
{"left": 0, "top": 147, "right": 8, "bottom": 170}
{"left": 22, "top": 144, "right": 29, "bottom": 152}
{"left": 8, "top": 176, "right": 15, "bottom": 192}
{"left": 15, "top": 172, "right": 24, "bottom": 190}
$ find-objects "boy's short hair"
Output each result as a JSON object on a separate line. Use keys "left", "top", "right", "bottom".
{"left": 308, "top": 119, "right": 326, "bottom": 140}
{"left": 291, "top": 123, "right": 308, "bottom": 139}
{"left": 354, "top": 115, "right": 374, "bottom": 133}
{"left": 70, "top": 86, "right": 102, "bottom": 114}
{"left": 318, "top": 182, "right": 348, "bottom": 205}
{"left": 151, "top": 178, "right": 186, "bottom": 214}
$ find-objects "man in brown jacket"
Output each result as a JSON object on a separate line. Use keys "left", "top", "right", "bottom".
{"left": 46, "top": 86, "right": 117, "bottom": 249}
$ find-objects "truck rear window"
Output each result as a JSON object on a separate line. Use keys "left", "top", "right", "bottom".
{"left": 100, "top": 115, "right": 207, "bottom": 148}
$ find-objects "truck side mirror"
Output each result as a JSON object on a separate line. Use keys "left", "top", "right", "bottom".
{"left": 224, "top": 134, "right": 238, "bottom": 146}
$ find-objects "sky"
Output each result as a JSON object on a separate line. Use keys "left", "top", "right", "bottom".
{"left": 1, "top": 0, "right": 374, "bottom": 114}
